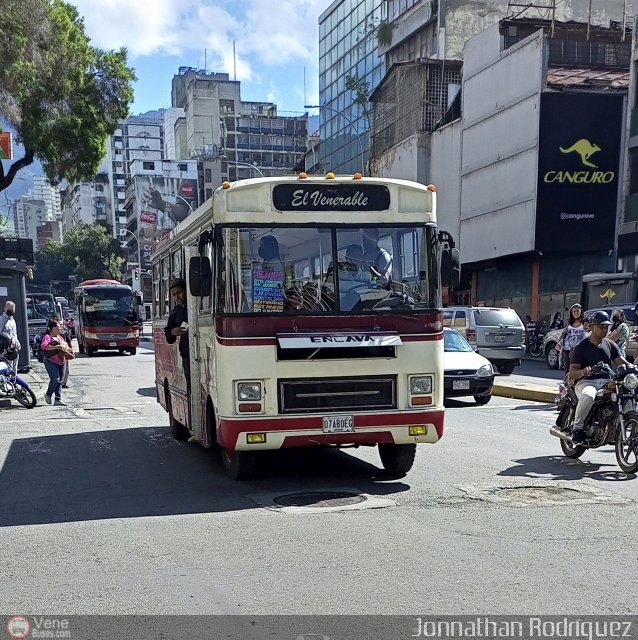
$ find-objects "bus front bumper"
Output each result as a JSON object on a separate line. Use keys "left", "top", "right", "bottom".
{"left": 217, "top": 410, "right": 444, "bottom": 452}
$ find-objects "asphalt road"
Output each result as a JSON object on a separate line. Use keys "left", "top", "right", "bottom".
{"left": 0, "top": 340, "right": 636, "bottom": 617}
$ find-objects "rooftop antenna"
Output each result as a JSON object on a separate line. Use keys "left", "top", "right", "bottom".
{"left": 303, "top": 66, "right": 307, "bottom": 108}
{"left": 204, "top": 48, "right": 207, "bottom": 72}
{"left": 233, "top": 40, "right": 237, "bottom": 81}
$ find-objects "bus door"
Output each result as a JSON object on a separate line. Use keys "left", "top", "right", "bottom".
{"left": 185, "top": 243, "right": 204, "bottom": 442}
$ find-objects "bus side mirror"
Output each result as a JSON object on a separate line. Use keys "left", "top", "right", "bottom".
{"left": 189, "top": 256, "right": 212, "bottom": 297}
{"left": 441, "top": 247, "right": 461, "bottom": 289}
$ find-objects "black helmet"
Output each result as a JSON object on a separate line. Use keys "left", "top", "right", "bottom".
{"left": 589, "top": 310, "right": 613, "bottom": 326}
{"left": 4, "top": 348, "right": 18, "bottom": 361}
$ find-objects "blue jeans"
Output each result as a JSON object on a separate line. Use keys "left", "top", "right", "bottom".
{"left": 44, "top": 359, "right": 64, "bottom": 401}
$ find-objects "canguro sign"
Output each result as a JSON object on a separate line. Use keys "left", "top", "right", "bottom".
{"left": 272, "top": 184, "right": 391, "bottom": 212}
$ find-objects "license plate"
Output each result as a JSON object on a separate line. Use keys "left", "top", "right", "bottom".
{"left": 109, "top": 342, "right": 117, "bottom": 347}
{"left": 323, "top": 415, "right": 354, "bottom": 433}
{"left": 453, "top": 380, "right": 471, "bottom": 390}
{"left": 494, "top": 335, "right": 505, "bottom": 343}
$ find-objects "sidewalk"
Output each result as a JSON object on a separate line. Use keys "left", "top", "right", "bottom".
{"left": 492, "top": 359, "right": 562, "bottom": 404}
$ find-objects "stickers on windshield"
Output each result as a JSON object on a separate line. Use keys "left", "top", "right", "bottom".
{"left": 253, "top": 269, "right": 285, "bottom": 313}
{"left": 86, "top": 301, "right": 117, "bottom": 311}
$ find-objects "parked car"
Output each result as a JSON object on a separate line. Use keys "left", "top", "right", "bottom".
{"left": 443, "top": 306, "right": 526, "bottom": 375}
{"left": 443, "top": 328, "right": 495, "bottom": 404}
{"left": 543, "top": 303, "right": 638, "bottom": 369}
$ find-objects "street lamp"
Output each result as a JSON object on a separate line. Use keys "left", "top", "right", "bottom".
{"left": 120, "top": 228, "right": 142, "bottom": 282}
{"left": 224, "top": 159, "right": 265, "bottom": 178}
{"left": 305, "top": 104, "right": 365, "bottom": 174}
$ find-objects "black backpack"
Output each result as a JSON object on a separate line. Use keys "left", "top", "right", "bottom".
{"left": 36, "top": 334, "right": 46, "bottom": 363}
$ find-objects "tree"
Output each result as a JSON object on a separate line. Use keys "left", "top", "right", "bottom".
{"left": 0, "top": 0, "right": 135, "bottom": 193}
{"left": 33, "top": 223, "right": 124, "bottom": 285}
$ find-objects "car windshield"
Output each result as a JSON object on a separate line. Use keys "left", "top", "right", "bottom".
{"left": 81, "top": 289, "right": 138, "bottom": 326}
{"left": 444, "top": 330, "right": 473, "bottom": 352}
{"left": 216, "top": 225, "right": 439, "bottom": 315}
{"left": 26, "top": 295, "right": 56, "bottom": 320}
{"left": 472, "top": 309, "right": 522, "bottom": 327}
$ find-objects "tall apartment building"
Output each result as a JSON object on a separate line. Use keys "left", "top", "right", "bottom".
{"left": 318, "top": 0, "right": 387, "bottom": 174}
{"left": 14, "top": 197, "right": 48, "bottom": 248}
{"left": 60, "top": 173, "right": 111, "bottom": 234}
{"left": 105, "top": 111, "right": 164, "bottom": 241}
{"left": 32, "top": 176, "right": 62, "bottom": 221}
{"left": 168, "top": 68, "right": 308, "bottom": 201}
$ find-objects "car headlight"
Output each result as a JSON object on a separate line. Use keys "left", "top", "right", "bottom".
{"left": 477, "top": 364, "right": 493, "bottom": 378}
{"left": 85, "top": 331, "right": 97, "bottom": 339}
{"left": 237, "top": 382, "right": 262, "bottom": 401}
{"left": 410, "top": 376, "right": 432, "bottom": 395}
{"left": 623, "top": 373, "right": 638, "bottom": 390}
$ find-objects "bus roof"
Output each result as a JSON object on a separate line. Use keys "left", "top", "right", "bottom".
{"left": 153, "top": 175, "right": 437, "bottom": 257}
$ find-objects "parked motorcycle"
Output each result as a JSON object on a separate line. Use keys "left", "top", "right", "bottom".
{"left": 0, "top": 351, "right": 37, "bottom": 409}
{"left": 528, "top": 322, "right": 547, "bottom": 358}
{"left": 550, "top": 362, "right": 638, "bottom": 473}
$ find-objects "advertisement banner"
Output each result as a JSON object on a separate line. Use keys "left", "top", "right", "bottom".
{"left": 535, "top": 93, "right": 624, "bottom": 253}
{"left": 133, "top": 175, "right": 198, "bottom": 270}
{"left": 0, "top": 132, "right": 12, "bottom": 160}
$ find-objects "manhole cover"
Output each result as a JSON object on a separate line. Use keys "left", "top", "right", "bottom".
{"left": 273, "top": 491, "right": 366, "bottom": 508}
{"left": 492, "top": 486, "right": 584, "bottom": 503}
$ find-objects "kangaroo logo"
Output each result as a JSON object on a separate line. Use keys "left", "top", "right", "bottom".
{"left": 560, "top": 139, "right": 601, "bottom": 168}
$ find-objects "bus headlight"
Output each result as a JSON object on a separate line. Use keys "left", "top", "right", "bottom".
{"left": 237, "top": 382, "right": 262, "bottom": 401}
{"left": 623, "top": 373, "right": 638, "bottom": 390}
{"left": 85, "top": 331, "right": 97, "bottom": 340}
{"left": 410, "top": 376, "right": 432, "bottom": 395}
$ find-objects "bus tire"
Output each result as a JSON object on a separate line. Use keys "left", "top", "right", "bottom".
{"left": 378, "top": 443, "right": 416, "bottom": 476}
{"left": 128, "top": 347, "right": 137, "bottom": 355}
{"left": 222, "top": 448, "right": 257, "bottom": 480}
{"left": 78, "top": 342, "right": 85, "bottom": 355}
{"left": 206, "top": 399, "right": 221, "bottom": 457}
{"left": 86, "top": 347, "right": 95, "bottom": 357}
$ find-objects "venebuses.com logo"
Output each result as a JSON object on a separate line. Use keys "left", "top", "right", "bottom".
{"left": 7, "top": 616, "right": 31, "bottom": 639}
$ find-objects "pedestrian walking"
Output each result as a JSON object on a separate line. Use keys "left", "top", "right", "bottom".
{"left": 550, "top": 312, "right": 564, "bottom": 330}
{"left": 610, "top": 308, "right": 630, "bottom": 359}
{"left": 52, "top": 314, "right": 73, "bottom": 388}
{"left": 41, "top": 320, "right": 73, "bottom": 406}
{"left": 0, "top": 301, "right": 21, "bottom": 356}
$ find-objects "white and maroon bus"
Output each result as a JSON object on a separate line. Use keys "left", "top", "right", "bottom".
{"left": 152, "top": 174, "right": 459, "bottom": 479}
{"left": 74, "top": 279, "right": 141, "bottom": 356}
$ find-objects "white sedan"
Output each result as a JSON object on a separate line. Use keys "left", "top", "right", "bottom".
{"left": 443, "top": 328, "right": 495, "bottom": 405}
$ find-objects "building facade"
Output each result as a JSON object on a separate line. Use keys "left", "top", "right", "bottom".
{"left": 318, "top": 0, "right": 387, "bottom": 174}
{"left": 106, "top": 112, "right": 165, "bottom": 242}
{"left": 14, "top": 197, "right": 48, "bottom": 248}
{"left": 60, "top": 173, "right": 111, "bottom": 234}
{"left": 32, "top": 176, "right": 62, "bottom": 221}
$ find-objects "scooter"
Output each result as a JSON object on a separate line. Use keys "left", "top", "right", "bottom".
{"left": 0, "top": 350, "right": 37, "bottom": 408}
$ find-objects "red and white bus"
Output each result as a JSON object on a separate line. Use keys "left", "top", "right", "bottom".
{"left": 74, "top": 279, "right": 141, "bottom": 356}
{"left": 152, "top": 174, "right": 459, "bottom": 479}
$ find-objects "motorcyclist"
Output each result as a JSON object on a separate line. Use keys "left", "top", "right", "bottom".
{"left": 568, "top": 310, "right": 631, "bottom": 446}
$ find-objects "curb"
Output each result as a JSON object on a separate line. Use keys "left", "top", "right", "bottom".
{"left": 492, "top": 381, "right": 557, "bottom": 404}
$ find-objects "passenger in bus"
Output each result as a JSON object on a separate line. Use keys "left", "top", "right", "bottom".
{"left": 258, "top": 235, "right": 285, "bottom": 274}
{"left": 164, "top": 279, "right": 191, "bottom": 396}
{"left": 361, "top": 229, "right": 392, "bottom": 285}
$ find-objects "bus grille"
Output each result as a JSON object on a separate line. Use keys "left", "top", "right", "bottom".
{"left": 278, "top": 376, "right": 397, "bottom": 414}
{"left": 98, "top": 333, "right": 129, "bottom": 340}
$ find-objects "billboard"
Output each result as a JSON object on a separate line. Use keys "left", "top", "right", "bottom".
{"left": 0, "top": 132, "right": 12, "bottom": 160}
{"left": 535, "top": 93, "right": 624, "bottom": 253}
{"left": 133, "top": 175, "right": 198, "bottom": 270}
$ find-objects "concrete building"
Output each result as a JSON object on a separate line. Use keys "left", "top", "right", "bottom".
{"left": 14, "top": 197, "right": 47, "bottom": 247}
{"left": 317, "top": 0, "right": 387, "bottom": 174}
{"left": 105, "top": 112, "right": 164, "bottom": 241}
{"left": 169, "top": 68, "right": 307, "bottom": 202}
{"left": 122, "top": 159, "right": 199, "bottom": 299}
{"left": 428, "top": 16, "right": 633, "bottom": 321}
{"left": 32, "top": 176, "right": 61, "bottom": 221}
{"left": 37, "top": 220, "right": 62, "bottom": 249}
{"left": 60, "top": 173, "right": 111, "bottom": 234}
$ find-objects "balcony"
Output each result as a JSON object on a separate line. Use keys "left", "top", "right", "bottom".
{"left": 545, "top": 39, "right": 631, "bottom": 69}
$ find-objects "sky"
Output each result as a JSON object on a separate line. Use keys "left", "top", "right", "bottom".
{"left": 70, "top": 0, "right": 327, "bottom": 117}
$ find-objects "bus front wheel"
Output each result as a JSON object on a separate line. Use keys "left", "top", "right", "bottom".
{"left": 378, "top": 443, "right": 416, "bottom": 476}
{"left": 222, "top": 448, "right": 256, "bottom": 480}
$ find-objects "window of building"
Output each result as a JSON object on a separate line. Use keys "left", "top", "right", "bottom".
{"left": 178, "top": 163, "right": 188, "bottom": 171}
{"left": 630, "top": 148, "right": 638, "bottom": 195}
{"left": 143, "top": 161, "right": 155, "bottom": 170}
{"left": 205, "top": 168, "right": 212, "bottom": 183}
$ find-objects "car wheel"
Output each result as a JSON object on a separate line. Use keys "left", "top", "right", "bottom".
{"left": 545, "top": 342, "right": 559, "bottom": 369}
{"left": 496, "top": 362, "right": 516, "bottom": 375}
{"left": 474, "top": 395, "right": 491, "bottom": 405}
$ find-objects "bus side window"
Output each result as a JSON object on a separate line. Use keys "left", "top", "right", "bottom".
{"left": 152, "top": 263, "right": 161, "bottom": 318}
{"left": 199, "top": 235, "right": 213, "bottom": 313}
{"left": 399, "top": 230, "right": 418, "bottom": 279}
{"left": 161, "top": 256, "right": 171, "bottom": 316}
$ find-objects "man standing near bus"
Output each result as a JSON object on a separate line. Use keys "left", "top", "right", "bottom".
{"left": 164, "top": 279, "right": 191, "bottom": 395}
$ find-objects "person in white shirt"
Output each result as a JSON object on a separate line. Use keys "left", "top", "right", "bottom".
{"left": 0, "top": 301, "right": 21, "bottom": 352}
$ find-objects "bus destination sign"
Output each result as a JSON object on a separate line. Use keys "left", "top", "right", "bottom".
{"left": 272, "top": 184, "right": 390, "bottom": 212}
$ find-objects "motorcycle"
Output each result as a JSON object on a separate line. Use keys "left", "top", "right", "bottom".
{"left": 528, "top": 322, "right": 547, "bottom": 358}
{"left": 0, "top": 350, "right": 37, "bottom": 409}
{"left": 550, "top": 361, "right": 638, "bottom": 473}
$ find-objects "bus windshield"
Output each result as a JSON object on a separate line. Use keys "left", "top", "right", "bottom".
{"left": 217, "top": 225, "right": 439, "bottom": 314}
{"left": 81, "top": 289, "right": 139, "bottom": 326}
{"left": 26, "top": 295, "right": 56, "bottom": 321}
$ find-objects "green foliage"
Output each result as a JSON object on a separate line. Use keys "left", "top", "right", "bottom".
{"left": 376, "top": 20, "right": 396, "bottom": 47}
{"left": 34, "top": 223, "right": 124, "bottom": 285}
{"left": 345, "top": 74, "right": 371, "bottom": 122}
{"left": 0, "top": 0, "right": 135, "bottom": 192}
